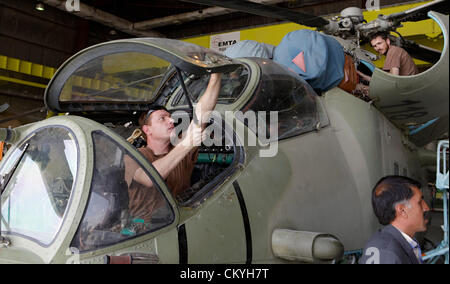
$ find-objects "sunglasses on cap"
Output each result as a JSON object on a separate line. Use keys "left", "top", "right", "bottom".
{"left": 143, "top": 105, "right": 169, "bottom": 125}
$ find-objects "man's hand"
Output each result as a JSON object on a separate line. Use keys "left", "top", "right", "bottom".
{"left": 389, "top": 67, "right": 400, "bottom": 76}
{"left": 196, "top": 73, "right": 222, "bottom": 129}
{"left": 134, "top": 73, "right": 221, "bottom": 189}
{"left": 180, "top": 122, "right": 207, "bottom": 147}
{"left": 357, "top": 70, "right": 371, "bottom": 82}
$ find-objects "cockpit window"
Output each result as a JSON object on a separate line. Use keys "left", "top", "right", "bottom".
{"left": 0, "top": 127, "right": 77, "bottom": 245}
{"left": 60, "top": 52, "right": 171, "bottom": 103}
{"left": 71, "top": 131, "right": 174, "bottom": 252}
{"left": 237, "top": 58, "right": 319, "bottom": 141}
{"left": 170, "top": 65, "right": 250, "bottom": 106}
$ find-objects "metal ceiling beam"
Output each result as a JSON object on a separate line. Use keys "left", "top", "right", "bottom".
{"left": 40, "top": 0, "right": 164, "bottom": 37}
{"left": 177, "top": 0, "right": 329, "bottom": 28}
{"left": 134, "top": 6, "right": 232, "bottom": 30}
{"left": 134, "top": 0, "right": 288, "bottom": 30}
{"left": 40, "top": 1, "right": 291, "bottom": 36}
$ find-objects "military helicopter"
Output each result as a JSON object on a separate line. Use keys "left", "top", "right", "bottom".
{"left": 182, "top": 0, "right": 447, "bottom": 63}
{"left": 0, "top": 2, "right": 448, "bottom": 264}
{"left": 184, "top": 0, "right": 449, "bottom": 145}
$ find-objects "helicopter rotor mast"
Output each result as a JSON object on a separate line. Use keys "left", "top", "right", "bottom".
{"left": 180, "top": 0, "right": 448, "bottom": 63}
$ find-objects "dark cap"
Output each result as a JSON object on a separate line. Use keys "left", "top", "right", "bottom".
{"left": 141, "top": 105, "right": 169, "bottom": 126}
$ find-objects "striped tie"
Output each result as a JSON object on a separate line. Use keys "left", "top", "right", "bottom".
{"left": 413, "top": 244, "right": 423, "bottom": 264}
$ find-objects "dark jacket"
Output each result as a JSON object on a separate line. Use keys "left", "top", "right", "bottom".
{"left": 359, "top": 225, "right": 420, "bottom": 264}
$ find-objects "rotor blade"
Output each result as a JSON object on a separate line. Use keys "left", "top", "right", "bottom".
{"left": 179, "top": 0, "right": 329, "bottom": 28}
{"left": 401, "top": 40, "right": 442, "bottom": 64}
{"left": 386, "top": 0, "right": 449, "bottom": 23}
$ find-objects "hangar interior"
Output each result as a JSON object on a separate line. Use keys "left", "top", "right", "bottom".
{"left": 1, "top": 0, "right": 445, "bottom": 126}
{"left": 0, "top": 0, "right": 448, "bottom": 264}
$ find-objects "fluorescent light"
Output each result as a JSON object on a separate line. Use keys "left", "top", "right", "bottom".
{"left": 36, "top": 2, "right": 45, "bottom": 11}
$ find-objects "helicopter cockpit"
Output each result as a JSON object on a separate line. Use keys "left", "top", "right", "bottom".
{"left": 0, "top": 37, "right": 329, "bottom": 256}
{"left": 40, "top": 39, "right": 247, "bottom": 252}
{"left": 0, "top": 126, "right": 77, "bottom": 246}
{"left": 0, "top": 39, "right": 246, "bottom": 254}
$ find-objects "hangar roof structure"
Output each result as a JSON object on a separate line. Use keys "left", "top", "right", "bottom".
{"left": 0, "top": 0, "right": 446, "bottom": 125}
{"left": 38, "top": 0, "right": 413, "bottom": 39}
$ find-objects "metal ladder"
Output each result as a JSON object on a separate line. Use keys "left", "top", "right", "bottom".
{"left": 423, "top": 140, "right": 449, "bottom": 264}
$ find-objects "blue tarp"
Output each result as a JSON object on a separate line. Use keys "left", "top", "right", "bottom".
{"left": 273, "top": 30, "right": 345, "bottom": 92}
{"left": 224, "top": 40, "right": 275, "bottom": 59}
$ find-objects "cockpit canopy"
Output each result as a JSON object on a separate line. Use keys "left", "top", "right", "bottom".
{"left": 44, "top": 38, "right": 241, "bottom": 113}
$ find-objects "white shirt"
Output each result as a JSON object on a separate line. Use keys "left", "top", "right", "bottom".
{"left": 397, "top": 228, "right": 422, "bottom": 263}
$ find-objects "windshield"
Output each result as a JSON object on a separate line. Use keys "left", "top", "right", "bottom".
{"left": 238, "top": 58, "right": 319, "bottom": 141}
{"left": 170, "top": 65, "right": 250, "bottom": 106}
{"left": 71, "top": 131, "right": 174, "bottom": 252}
{"left": 60, "top": 52, "right": 171, "bottom": 103}
{"left": 0, "top": 127, "right": 77, "bottom": 245}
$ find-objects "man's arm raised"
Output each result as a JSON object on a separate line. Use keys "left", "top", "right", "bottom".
{"left": 132, "top": 73, "right": 222, "bottom": 189}
{"left": 195, "top": 73, "right": 222, "bottom": 129}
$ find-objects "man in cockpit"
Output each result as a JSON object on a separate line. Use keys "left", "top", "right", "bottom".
{"left": 124, "top": 73, "right": 222, "bottom": 225}
{"left": 369, "top": 32, "right": 419, "bottom": 76}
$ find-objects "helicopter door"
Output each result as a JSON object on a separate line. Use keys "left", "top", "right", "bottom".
{"left": 70, "top": 128, "right": 179, "bottom": 255}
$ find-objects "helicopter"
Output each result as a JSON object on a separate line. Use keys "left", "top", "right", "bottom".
{"left": 0, "top": 2, "right": 448, "bottom": 264}
{"left": 183, "top": 0, "right": 449, "bottom": 146}
{"left": 182, "top": 0, "right": 448, "bottom": 64}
